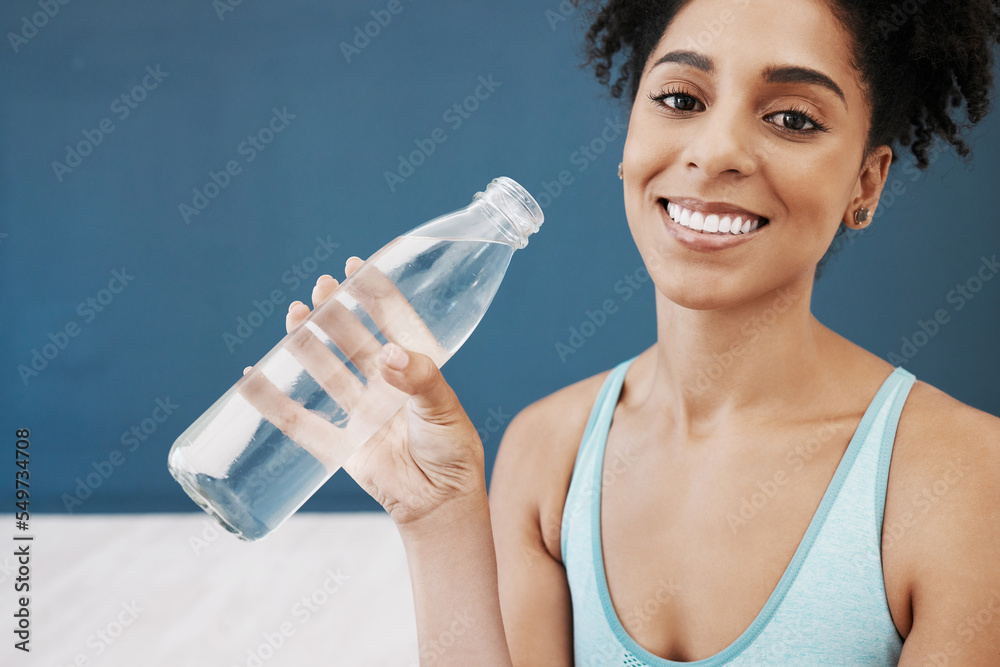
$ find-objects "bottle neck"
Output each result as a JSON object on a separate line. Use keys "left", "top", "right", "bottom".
{"left": 473, "top": 177, "right": 544, "bottom": 249}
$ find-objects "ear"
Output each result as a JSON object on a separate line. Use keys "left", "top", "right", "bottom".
{"left": 844, "top": 144, "right": 893, "bottom": 226}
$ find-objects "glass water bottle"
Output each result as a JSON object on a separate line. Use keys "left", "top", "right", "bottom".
{"left": 167, "top": 176, "right": 543, "bottom": 541}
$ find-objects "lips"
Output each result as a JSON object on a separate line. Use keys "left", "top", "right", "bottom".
{"left": 660, "top": 198, "right": 769, "bottom": 235}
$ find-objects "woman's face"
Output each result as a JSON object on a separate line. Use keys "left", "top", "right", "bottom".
{"left": 622, "top": 0, "right": 888, "bottom": 310}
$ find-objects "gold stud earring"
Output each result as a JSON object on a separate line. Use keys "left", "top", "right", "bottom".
{"left": 854, "top": 207, "right": 870, "bottom": 227}
{"left": 618, "top": 162, "right": 623, "bottom": 180}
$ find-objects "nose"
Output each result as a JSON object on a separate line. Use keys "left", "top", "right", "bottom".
{"left": 680, "top": 102, "right": 758, "bottom": 179}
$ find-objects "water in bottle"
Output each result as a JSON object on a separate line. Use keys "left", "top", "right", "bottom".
{"left": 167, "top": 176, "right": 543, "bottom": 540}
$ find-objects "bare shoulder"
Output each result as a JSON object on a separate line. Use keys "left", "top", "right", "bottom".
{"left": 901, "top": 376, "right": 1000, "bottom": 433}
{"left": 488, "top": 362, "right": 619, "bottom": 562}
{"left": 894, "top": 377, "right": 1000, "bottom": 479}
{"left": 890, "top": 377, "right": 1000, "bottom": 662}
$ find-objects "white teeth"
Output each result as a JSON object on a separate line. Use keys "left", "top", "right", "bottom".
{"left": 665, "top": 200, "right": 764, "bottom": 235}
{"left": 689, "top": 210, "right": 705, "bottom": 231}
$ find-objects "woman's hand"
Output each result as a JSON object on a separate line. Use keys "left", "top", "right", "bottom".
{"left": 241, "top": 256, "right": 486, "bottom": 528}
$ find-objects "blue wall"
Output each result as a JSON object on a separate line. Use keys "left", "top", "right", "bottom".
{"left": 2, "top": 0, "right": 998, "bottom": 514}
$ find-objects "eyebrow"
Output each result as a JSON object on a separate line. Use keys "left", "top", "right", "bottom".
{"left": 651, "top": 50, "right": 847, "bottom": 110}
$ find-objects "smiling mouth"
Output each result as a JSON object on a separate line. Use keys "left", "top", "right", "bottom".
{"left": 660, "top": 199, "right": 770, "bottom": 235}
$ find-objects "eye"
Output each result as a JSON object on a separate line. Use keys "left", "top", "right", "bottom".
{"left": 665, "top": 92, "right": 699, "bottom": 112}
{"left": 647, "top": 87, "right": 704, "bottom": 113}
{"left": 766, "top": 107, "right": 828, "bottom": 134}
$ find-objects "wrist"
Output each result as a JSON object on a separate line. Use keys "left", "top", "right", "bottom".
{"left": 394, "top": 484, "right": 491, "bottom": 543}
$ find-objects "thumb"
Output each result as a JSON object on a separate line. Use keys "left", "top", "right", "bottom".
{"left": 377, "top": 342, "right": 461, "bottom": 421}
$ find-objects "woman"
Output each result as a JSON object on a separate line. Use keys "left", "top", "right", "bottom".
{"left": 278, "top": 0, "right": 1000, "bottom": 663}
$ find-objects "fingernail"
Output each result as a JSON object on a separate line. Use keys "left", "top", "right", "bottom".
{"left": 318, "top": 274, "right": 334, "bottom": 285}
{"left": 382, "top": 343, "right": 409, "bottom": 371}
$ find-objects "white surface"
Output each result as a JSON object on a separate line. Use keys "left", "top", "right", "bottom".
{"left": 1, "top": 513, "right": 419, "bottom": 666}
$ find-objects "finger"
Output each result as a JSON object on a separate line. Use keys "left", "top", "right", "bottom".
{"left": 344, "top": 264, "right": 447, "bottom": 364}
{"left": 286, "top": 301, "right": 311, "bottom": 334}
{"left": 243, "top": 366, "right": 252, "bottom": 375}
{"left": 309, "top": 297, "right": 384, "bottom": 379}
{"left": 238, "top": 372, "right": 354, "bottom": 471}
{"left": 311, "top": 274, "right": 338, "bottom": 310}
{"left": 283, "top": 324, "right": 366, "bottom": 413}
{"left": 377, "top": 343, "right": 461, "bottom": 422}
{"left": 345, "top": 256, "right": 364, "bottom": 277}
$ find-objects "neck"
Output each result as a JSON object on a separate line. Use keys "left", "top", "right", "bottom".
{"left": 637, "top": 272, "right": 829, "bottom": 438}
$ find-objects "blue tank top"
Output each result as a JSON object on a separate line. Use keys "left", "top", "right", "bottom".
{"left": 561, "top": 355, "right": 916, "bottom": 665}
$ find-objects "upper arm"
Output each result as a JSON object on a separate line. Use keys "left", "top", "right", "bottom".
{"left": 489, "top": 401, "right": 576, "bottom": 667}
{"left": 897, "top": 398, "right": 1000, "bottom": 666}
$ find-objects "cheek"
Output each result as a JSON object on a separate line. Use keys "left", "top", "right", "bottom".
{"left": 621, "top": 115, "right": 676, "bottom": 243}
{"left": 622, "top": 111, "right": 679, "bottom": 178}
{"left": 768, "top": 153, "right": 854, "bottom": 244}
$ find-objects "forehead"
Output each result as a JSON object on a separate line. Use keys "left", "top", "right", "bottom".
{"left": 649, "top": 0, "right": 860, "bottom": 96}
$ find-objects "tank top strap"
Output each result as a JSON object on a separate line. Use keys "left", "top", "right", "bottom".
{"left": 874, "top": 366, "right": 917, "bottom": 543}
{"left": 561, "top": 355, "right": 638, "bottom": 560}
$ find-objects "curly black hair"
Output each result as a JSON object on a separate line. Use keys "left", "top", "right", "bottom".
{"left": 571, "top": 0, "right": 1000, "bottom": 276}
